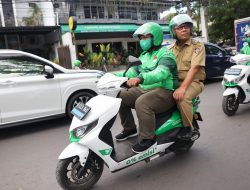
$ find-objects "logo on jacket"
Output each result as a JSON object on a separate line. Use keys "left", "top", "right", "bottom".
{"left": 153, "top": 56, "right": 158, "bottom": 62}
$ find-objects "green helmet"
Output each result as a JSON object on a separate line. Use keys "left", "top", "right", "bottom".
{"left": 169, "top": 14, "right": 193, "bottom": 39}
{"left": 133, "top": 22, "right": 163, "bottom": 46}
{"left": 74, "top": 59, "right": 81, "bottom": 67}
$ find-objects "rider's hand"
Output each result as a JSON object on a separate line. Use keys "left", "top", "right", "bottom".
{"left": 173, "top": 86, "right": 186, "bottom": 102}
{"left": 127, "top": 78, "right": 141, "bottom": 87}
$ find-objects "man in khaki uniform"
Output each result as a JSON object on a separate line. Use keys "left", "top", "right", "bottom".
{"left": 169, "top": 14, "right": 206, "bottom": 139}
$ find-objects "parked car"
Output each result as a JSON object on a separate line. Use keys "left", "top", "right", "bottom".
{"left": 0, "top": 49, "right": 104, "bottom": 128}
{"left": 166, "top": 42, "right": 235, "bottom": 79}
{"left": 205, "top": 42, "right": 235, "bottom": 79}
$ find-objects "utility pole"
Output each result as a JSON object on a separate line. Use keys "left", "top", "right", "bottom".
{"left": 200, "top": 0, "right": 209, "bottom": 42}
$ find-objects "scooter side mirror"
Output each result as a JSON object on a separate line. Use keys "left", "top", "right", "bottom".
{"left": 123, "top": 56, "right": 142, "bottom": 77}
{"left": 126, "top": 55, "right": 142, "bottom": 67}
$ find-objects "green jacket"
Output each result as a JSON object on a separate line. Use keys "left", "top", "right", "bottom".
{"left": 241, "top": 44, "right": 250, "bottom": 54}
{"left": 240, "top": 45, "right": 250, "bottom": 65}
{"left": 116, "top": 46, "right": 179, "bottom": 90}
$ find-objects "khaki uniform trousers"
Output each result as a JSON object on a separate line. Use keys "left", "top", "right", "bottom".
{"left": 119, "top": 87, "right": 175, "bottom": 139}
{"left": 177, "top": 81, "right": 204, "bottom": 127}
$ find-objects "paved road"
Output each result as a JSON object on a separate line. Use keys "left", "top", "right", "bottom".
{"left": 1, "top": 79, "right": 250, "bottom": 190}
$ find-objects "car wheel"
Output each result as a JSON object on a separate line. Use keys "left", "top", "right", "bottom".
{"left": 66, "top": 91, "right": 96, "bottom": 119}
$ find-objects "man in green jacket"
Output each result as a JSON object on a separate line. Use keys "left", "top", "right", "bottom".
{"left": 115, "top": 22, "right": 179, "bottom": 153}
{"left": 241, "top": 29, "right": 250, "bottom": 53}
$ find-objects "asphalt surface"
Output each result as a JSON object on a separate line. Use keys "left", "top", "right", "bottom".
{"left": 1, "top": 78, "right": 250, "bottom": 190}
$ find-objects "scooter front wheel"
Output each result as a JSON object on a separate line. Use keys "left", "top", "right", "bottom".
{"left": 56, "top": 153, "right": 104, "bottom": 190}
{"left": 222, "top": 95, "right": 239, "bottom": 116}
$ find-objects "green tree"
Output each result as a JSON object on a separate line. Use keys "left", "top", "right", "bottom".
{"left": 161, "top": 12, "right": 177, "bottom": 23}
{"left": 23, "top": 3, "right": 43, "bottom": 26}
{"left": 208, "top": 0, "right": 250, "bottom": 45}
{"left": 174, "top": 0, "right": 202, "bottom": 35}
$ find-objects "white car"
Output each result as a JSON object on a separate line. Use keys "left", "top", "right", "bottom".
{"left": 0, "top": 49, "right": 104, "bottom": 128}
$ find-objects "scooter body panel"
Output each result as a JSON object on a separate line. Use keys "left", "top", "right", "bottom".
{"left": 155, "top": 110, "right": 182, "bottom": 135}
{"left": 109, "top": 142, "right": 174, "bottom": 172}
{"left": 58, "top": 142, "right": 89, "bottom": 166}
{"left": 69, "top": 95, "right": 122, "bottom": 131}
{"left": 223, "top": 87, "right": 239, "bottom": 97}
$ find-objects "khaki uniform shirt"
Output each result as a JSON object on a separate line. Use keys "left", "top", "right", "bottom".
{"left": 170, "top": 38, "right": 206, "bottom": 81}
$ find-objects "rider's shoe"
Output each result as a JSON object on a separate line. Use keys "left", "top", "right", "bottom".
{"left": 115, "top": 129, "right": 137, "bottom": 141}
{"left": 131, "top": 138, "right": 157, "bottom": 153}
{"left": 177, "top": 127, "right": 193, "bottom": 140}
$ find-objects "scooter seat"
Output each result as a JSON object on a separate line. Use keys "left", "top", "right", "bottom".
{"left": 155, "top": 105, "right": 177, "bottom": 129}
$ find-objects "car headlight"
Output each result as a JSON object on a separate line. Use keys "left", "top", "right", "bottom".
{"left": 70, "top": 120, "right": 98, "bottom": 142}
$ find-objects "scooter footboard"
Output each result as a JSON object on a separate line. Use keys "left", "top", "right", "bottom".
{"left": 58, "top": 143, "right": 89, "bottom": 166}
{"left": 223, "top": 88, "right": 239, "bottom": 97}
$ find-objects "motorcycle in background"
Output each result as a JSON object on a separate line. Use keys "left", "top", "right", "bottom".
{"left": 222, "top": 54, "right": 250, "bottom": 116}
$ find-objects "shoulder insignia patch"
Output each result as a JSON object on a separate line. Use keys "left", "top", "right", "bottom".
{"left": 195, "top": 47, "right": 201, "bottom": 54}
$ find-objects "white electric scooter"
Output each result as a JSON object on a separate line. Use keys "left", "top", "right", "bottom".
{"left": 56, "top": 56, "right": 202, "bottom": 190}
{"left": 222, "top": 54, "right": 250, "bottom": 116}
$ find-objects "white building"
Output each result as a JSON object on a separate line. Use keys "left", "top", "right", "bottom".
{"left": 0, "top": 0, "right": 60, "bottom": 60}
{"left": 55, "top": 0, "right": 179, "bottom": 63}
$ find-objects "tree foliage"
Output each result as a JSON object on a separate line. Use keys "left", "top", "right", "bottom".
{"left": 23, "top": 3, "right": 43, "bottom": 26}
{"left": 161, "top": 12, "right": 177, "bottom": 22}
{"left": 174, "top": 1, "right": 202, "bottom": 34}
{"left": 208, "top": 0, "right": 250, "bottom": 45}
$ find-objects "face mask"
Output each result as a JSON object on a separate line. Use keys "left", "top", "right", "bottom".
{"left": 139, "top": 38, "right": 152, "bottom": 51}
{"left": 246, "top": 37, "right": 250, "bottom": 44}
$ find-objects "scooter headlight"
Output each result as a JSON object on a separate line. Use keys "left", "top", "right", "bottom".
{"left": 70, "top": 120, "right": 98, "bottom": 142}
{"left": 232, "top": 74, "right": 245, "bottom": 84}
{"left": 223, "top": 74, "right": 245, "bottom": 85}
{"left": 75, "top": 126, "right": 88, "bottom": 138}
{"left": 223, "top": 77, "right": 228, "bottom": 83}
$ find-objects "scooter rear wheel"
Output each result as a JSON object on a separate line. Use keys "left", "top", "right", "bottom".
{"left": 173, "top": 140, "right": 194, "bottom": 155}
{"left": 222, "top": 95, "right": 239, "bottom": 116}
{"left": 173, "top": 120, "right": 199, "bottom": 154}
{"left": 56, "top": 153, "right": 104, "bottom": 190}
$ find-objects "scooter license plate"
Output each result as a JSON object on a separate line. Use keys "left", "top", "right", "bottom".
{"left": 71, "top": 102, "right": 91, "bottom": 120}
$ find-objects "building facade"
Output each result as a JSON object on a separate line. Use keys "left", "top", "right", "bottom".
{"left": 0, "top": 0, "right": 179, "bottom": 63}
{"left": 0, "top": 0, "right": 60, "bottom": 60}
{"left": 56, "top": 0, "right": 179, "bottom": 63}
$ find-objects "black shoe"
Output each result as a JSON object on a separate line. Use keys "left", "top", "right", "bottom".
{"left": 115, "top": 129, "right": 137, "bottom": 141}
{"left": 132, "top": 138, "right": 157, "bottom": 153}
{"left": 177, "top": 127, "right": 193, "bottom": 140}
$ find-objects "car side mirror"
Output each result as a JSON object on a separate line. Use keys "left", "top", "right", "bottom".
{"left": 218, "top": 52, "right": 224, "bottom": 57}
{"left": 44, "top": 65, "right": 54, "bottom": 78}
